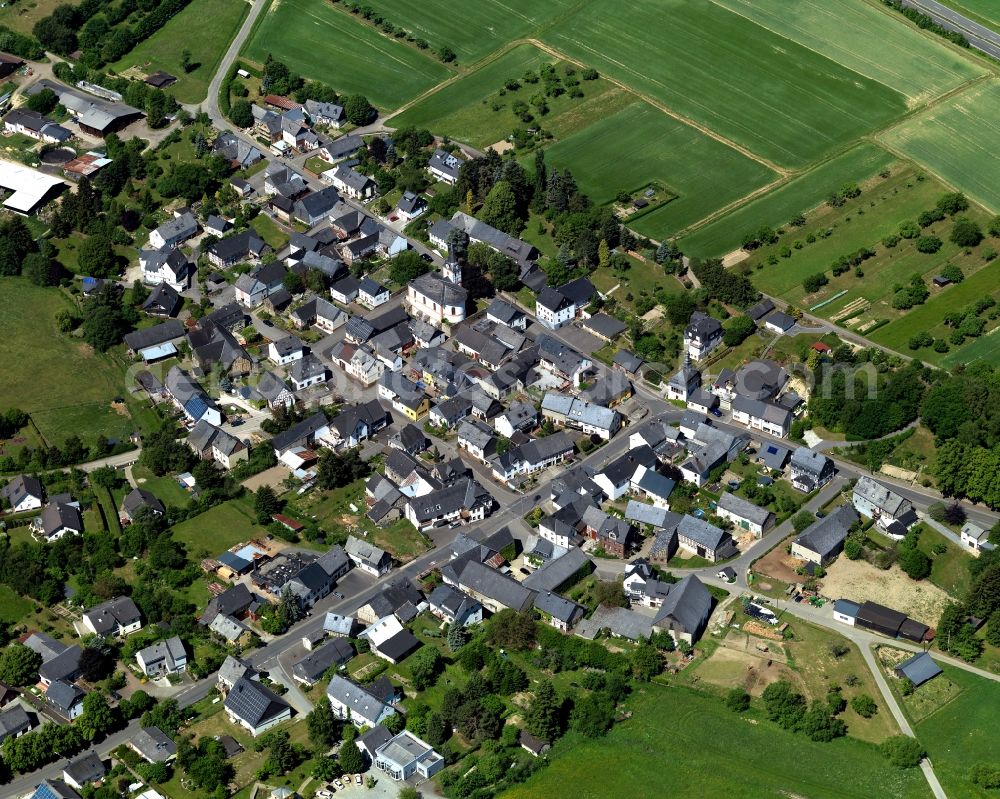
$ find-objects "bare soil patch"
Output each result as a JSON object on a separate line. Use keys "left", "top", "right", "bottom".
{"left": 754, "top": 535, "right": 802, "bottom": 585}
{"left": 696, "top": 633, "right": 797, "bottom": 696}
{"left": 819, "top": 558, "right": 952, "bottom": 625}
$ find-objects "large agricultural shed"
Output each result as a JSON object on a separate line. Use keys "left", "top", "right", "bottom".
{"left": 0, "top": 160, "right": 66, "bottom": 214}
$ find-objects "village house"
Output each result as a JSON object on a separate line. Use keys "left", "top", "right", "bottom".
{"left": 1, "top": 474, "right": 44, "bottom": 513}
{"left": 791, "top": 504, "right": 860, "bottom": 565}
{"left": 187, "top": 420, "right": 248, "bottom": 469}
{"left": 406, "top": 270, "right": 468, "bottom": 325}
{"left": 327, "top": 674, "right": 396, "bottom": 729}
{"left": 789, "top": 447, "right": 834, "bottom": 492}
{"left": 135, "top": 636, "right": 187, "bottom": 678}
{"left": 852, "top": 476, "right": 918, "bottom": 538}
{"left": 427, "top": 148, "right": 464, "bottom": 184}
{"left": 225, "top": 677, "right": 292, "bottom": 737}
{"left": 148, "top": 209, "right": 198, "bottom": 251}
{"left": 684, "top": 311, "right": 723, "bottom": 361}
{"left": 80, "top": 596, "right": 142, "bottom": 638}
{"left": 140, "top": 247, "right": 191, "bottom": 291}
{"left": 3, "top": 107, "right": 72, "bottom": 144}
{"left": 489, "top": 431, "right": 575, "bottom": 485}
{"left": 206, "top": 230, "right": 269, "bottom": 268}
{"left": 715, "top": 492, "right": 773, "bottom": 537}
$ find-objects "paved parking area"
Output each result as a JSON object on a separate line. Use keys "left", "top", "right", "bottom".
{"left": 557, "top": 323, "right": 605, "bottom": 355}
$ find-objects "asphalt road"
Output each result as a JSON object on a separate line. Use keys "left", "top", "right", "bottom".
{"left": 901, "top": 0, "right": 1000, "bottom": 60}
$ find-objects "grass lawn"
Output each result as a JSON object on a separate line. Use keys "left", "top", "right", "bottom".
{"left": 0, "top": 278, "right": 138, "bottom": 447}
{"left": 914, "top": 665, "right": 1000, "bottom": 798}
{"left": 918, "top": 527, "right": 972, "bottom": 599}
{"left": 391, "top": 43, "right": 629, "bottom": 149}
{"left": 542, "top": 0, "right": 908, "bottom": 169}
{"left": 290, "top": 478, "right": 430, "bottom": 562}
{"left": 0, "top": 584, "right": 36, "bottom": 624}
{"left": 679, "top": 145, "right": 897, "bottom": 258}
{"left": 2, "top": 0, "right": 66, "bottom": 34}
{"left": 881, "top": 80, "right": 1000, "bottom": 213}
{"left": 502, "top": 683, "right": 927, "bottom": 799}
{"left": 542, "top": 101, "right": 777, "bottom": 237}
{"left": 170, "top": 496, "right": 266, "bottom": 560}
{"left": 712, "top": 0, "right": 984, "bottom": 102}
{"left": 250, "top": 213, "right": 289, "bottom": 251}
{"left": 353, "top": 0, "right": 580, "bottom": 63}
{"left": 131, "top": 465, "right": 192, "bottom": 508}
{"left": 243, "top": 0, "right": 453, "bottom": 110}
{"left": 110, "top": 0, "right": 249, "bottom": 103}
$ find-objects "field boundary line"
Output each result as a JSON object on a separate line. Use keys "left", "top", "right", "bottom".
{"left": 522, "top": 38, "right": 790, "bottom": 177}
{"left": 670, "top": 175, "right": 791, "bottom": 239}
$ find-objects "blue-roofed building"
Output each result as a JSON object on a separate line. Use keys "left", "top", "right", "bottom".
{"left": 894, "top": 651, "right": 942, "bottom": 687}
{"left": 137, "top": 341, "right": 178, "bottom": 363}
{"left": 30, "top": 779, "right": 82, "bottom": 799}
{"left": 832, "top": 598, "right": 861, "bottom": 626}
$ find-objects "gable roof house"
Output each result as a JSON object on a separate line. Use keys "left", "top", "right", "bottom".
{"left": 405, "top": 478, "right": 494, "bottom": 532}
{"left": 135, "top": 636, "right": 187, "bottom": 677}
{"left": 291, "top": 638, "right": 354, "bottom": 685}
{"left": 0, "top": 703, "right": 33, "bottom": 744}
{"left": 140, "top": 282, "right": 182, "bottom": 318}
{"left": 62, "top": 751, "right": 105, "bottom": 791}
{"left": 120, "top": 487, "right": 165, "bottom": 525}
{"left": 539, "top": 392, "right": 619, "bottom": 442}
{"left": 140, "top": 247, "right": 191, "bottom": 292}
{"left": 715, "top": 492, "right": 774, "bottom": 537}
{"left": 81, "top": 596, "right": 142, "bottom": 638}
{"left": 327, "top": 163, "right": 376, "bottom": 199}
{"left": 651, "top": 575, "right": 713, "bottom": 644}
{"left": 295, "top": 186, "right": 342, "bottom": 226}
{"left": 427, "top": 148, "right": 465, "bottom": 184}
{"left": 789, "top": 446, "right": 833, "bottom": 491}
{"left": 731, "top": 395, "right": 793, "bottom": 439}
{"left": 427, "top": 584, "right": 484, "bottom": 628}
{"left": 451, "top": 560, "right": 535, "bottom": 614}
{"left": 852, "top": 476, "right": 918, "bottom": 538}
{"left": 537, "top": 335, "right": 594, "bottom": 389}
{"left": 187, "top": 419, "right": 248, "bottom": 469}
{"left": 327, "top": 674, "right": 396, "bottom": 728}
{"left": 592, "top": 446, "right": 657, "bottom": 501}
{"left": 129, "top": 726, "right": 177, "bottom": 764}
{"left": 225, "top": 676, "right": 292, "bottom": 737}
{"left": 449, "top": 211, "right": 538, "bottom": 268}
{"left": 675, "top": 515, "right": 736, "bottom": 562}
{"left": 148, "top": 209, "right": 198, "bottom": 251}
{"left": 894, "top": 651, "right": 942, "bottom": 688}
{"left": 345, "top": 535, "right": 393, "bottom": 577}
{"left": 1, "top": 474, "right": 44, "bottom": 513}
{"left": 36, "top": 499, "right": 84, "bottom": 542}
{"left": 206, "top": 230, "right": 269, "bottom": 268}
{"left": 356, "top": 580, "right": 425, "bottom": 626}
{"left": 234, "top": 260, "right": 287, "bottom": 308}
{"left": 361, "top": 615, "right": 421, "bottom": 664}
{"left": 45, "top": 680, "right": 85, "bottom": 720}
{"left": 791, "top": 503, "right": 860, "bottom": 565}
{"left": 3, "top": 107, "right": 72, "bottom": 144}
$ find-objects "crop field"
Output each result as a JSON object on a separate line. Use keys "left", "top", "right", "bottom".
{"left": 390, "top": 44, "right": 631, "bottom": 149}
{"left": 243, "top": 0, "right": 453, "bottom": 110}
{"left": 545, "top": 102, "right": 777, "bottom": 233}
{"left": 679, "top": 145, "right": 897, "bottom": 258}
{"left": 502, "top": 684, "right": 927, "bottom": 799}
{"left": 881, "top": 80, "right": 1000, "bottom": 212}
{"left": 110, "top": 0, "right": 248, "bottom": 104}
{"left": 541, "top": 0, "right": 909, "bottom": 169}
{"left": 0, "top": 278, "right": 134, "bottom": 447}
{"left": 712, "top": 0, "right": 985, "bottom": 102}
{"left": 870, "top": 258, "right": 1000, "bottom": 362}
{"left": 349, "top": 0, "right": 580, "bottom": 63}
{"left": 916, "top": 665, "right": 1000, "bottom": 799}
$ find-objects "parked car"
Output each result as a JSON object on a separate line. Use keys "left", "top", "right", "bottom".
{"left": 334, "top": 780, "right": 343, "bottom": 790}
{"left": 519, "top": 567, "right": 530, "bottom": 576}
{"left": 710, "top": 407, "right": 723, "bottom": 417}
{"left": 355, "top": 775, "right": 363, "bottom": 785}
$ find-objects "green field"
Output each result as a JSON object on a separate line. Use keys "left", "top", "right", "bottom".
{"left": 170, "top": 497, "right": 265, "bottom": 558}
{"left": 870, "top": 258, "right": 1000, "bottom": 361}
{"left": 542, "top": 0, "right": 909, "bottom": 169}
{"left": 0, "top": 278, "right": 135, "bottom": 447}
{"left": 712, "top": 0, "right": 984, "bottom": 102}
{"left": 502, "top": 684, "right": 928, "bottom": 799}
{"left": 680, "top": 145, "right": 897, "bottom": 257}
{"left": 390, "top": 44, "right": 631, "bottom": 148}
{"left": 0, "top": 585, "right": 35, "bottom": 624}
{"left": 881, "top": 80, "right": 1000, "bottom": 212}
{"left": 947, "top": 0, "right": 1000, "bottom": 33}
{"left": 243, "top": 0, "right": 453, "bottom": 110}
{"left": 111, "top": 0, "right": 249, "bottom": 104}
{"left": 939, "top": 326, "right": 1000, "bottom": 367}
{"left": 347, "top": 0, "right": 580, "bottom": 63}
{"left": 915, "top": 666, "right": 1000, "bottom": 799}
{"left": 544, "top": 102, "right": 777, "bottom": 233}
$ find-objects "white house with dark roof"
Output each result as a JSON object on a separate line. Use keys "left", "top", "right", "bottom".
{"left": 1, "top": 474, "right": 43, "bottom": 513}
{"left": 327, "top": 674, "right": 396, "bottom": 728}
{"left": 852, "top": 476, "right": 918, "bottom": 537}
{"left": 427, "top": 148, "right": 464, "bottom": 184}
{"left": 731, "top": 395, "right": 792, "bottom": 438}
{"left": 81, "top": 596, "right": 142, "bottom": 637}
{"left": 135, "top": 636, "right": 187, "bottom": 677}
{"left": 684, "top": 311, "right": 723, "bottom": 361}
{"left": 148, "top": 209, "right": 198, "bottom": 251}
{"left": 358, "top": 278, "right": 390, "bottom": 309}
{"left": 224, "top": 676, "right": 292, "bottom": 736}
{"left": 676, "top": 515, "right": 735, "bottom": 562}
{"left": 715, "top": 492, "right": 773, "bottom": 537}
{"left": 345, "top": 535, "right": 392, "bottom": 576}
{"left": 792, "top": 504, "right": 859, "bottom": 565}
{"left": 406, "top": 271, "right": 468, "bottom": 325}
{"left": 789, "top": 446, "right": 833, "bottom": 491}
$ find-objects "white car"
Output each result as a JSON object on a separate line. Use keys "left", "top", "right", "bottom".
{"left": 315, "top": 792, "right": 332, "bottom": 799}
{"left": 334, "top": 780, "right": 343, "bottom": 790}
{"left": 355, "top": 775, "right": 363, "bottom": 785}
